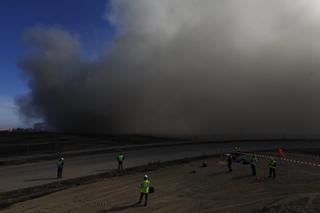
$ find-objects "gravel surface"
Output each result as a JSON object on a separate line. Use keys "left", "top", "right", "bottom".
{"left": 2, "top": 152, "right": 320, "bottom": 213}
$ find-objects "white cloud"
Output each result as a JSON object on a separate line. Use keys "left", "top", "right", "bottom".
{"left": 0, "top": 97, "right": 22, "bottom": 128}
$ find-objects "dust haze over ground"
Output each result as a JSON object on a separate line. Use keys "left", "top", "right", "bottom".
{"left": 16, "top": 0, "right": 320, "bottom": 136}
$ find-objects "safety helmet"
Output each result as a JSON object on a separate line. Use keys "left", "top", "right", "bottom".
{"left": 144, "top": 174, "right": 148, "bottom": 179}
{"left": 61, "top": 157, "right": 64, "bottom": 160}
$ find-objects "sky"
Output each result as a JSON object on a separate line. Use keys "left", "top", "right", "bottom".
{"left": 0, "top": 0, "right": 115, "bottom": 128}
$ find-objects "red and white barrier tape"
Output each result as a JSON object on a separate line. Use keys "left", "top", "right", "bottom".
{"left": 243, "top": 153, "right": 320, "bottom": 167}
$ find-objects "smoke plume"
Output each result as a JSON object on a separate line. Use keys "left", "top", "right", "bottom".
{"left": 17, "top": 0, "right": 320, "bottom": 137}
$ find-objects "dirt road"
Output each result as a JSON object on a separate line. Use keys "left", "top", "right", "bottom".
{"left": 1, "top": 141, "right": 320, "bottom": 193}
{"left": 3, "top": 153, "right": 320, "bottom": 213}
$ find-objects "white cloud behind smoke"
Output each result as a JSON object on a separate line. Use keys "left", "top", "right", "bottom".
{"left": 16, "top": 0, "right": 320, "bottom": 137}
{"left": 0, "top": 97, "right": 21, "bottom": 128}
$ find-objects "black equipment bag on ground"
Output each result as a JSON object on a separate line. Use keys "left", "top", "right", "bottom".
{"left": 149, "top": 186, "right": 155, "bottom": 193}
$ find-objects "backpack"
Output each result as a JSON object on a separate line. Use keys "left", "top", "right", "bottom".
{"left": 149, "top": 186, "right": 155, "bottom": 193}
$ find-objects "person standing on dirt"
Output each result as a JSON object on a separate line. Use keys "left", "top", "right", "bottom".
{"left": 234, "top": 145, "right": 240, "bottom": 157}
{"left": 117, "top": 153, "right": 124, "bottom": 170}
{"left": 227, "top": 154, "right": 233, "bottom": 172}
{"left": 250, "top": 154, "right": 257, "bottom": 176}
{"left": 268, "top": 158, "right": 277, "bottom": 178}
{"left": 56, "top": 157, "right": 64, "bottom": 179}
{"left": 138, "top": 174, "right": 150, "bottom": 206}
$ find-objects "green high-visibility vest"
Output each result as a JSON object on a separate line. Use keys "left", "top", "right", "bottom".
{"left": 250, "top": 156, "right": 257, "bottom": 166}
{"left": 269, "top": 160, "right": 277, "bottom": 169}
{"left": 140, "top": 179, "right": 150, "bottom": 194}
{"left": 56, "top": 160, "right": 64, "bottom": 167}
{"left": 117, "top": 154, "right": 124, "bottom": 161}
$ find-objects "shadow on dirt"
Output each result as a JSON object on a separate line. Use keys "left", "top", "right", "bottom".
{"left": 96, "top": 169, "right": 109, "bottom": 173}
{"left": 97, "top": 202, "right": 143, "bottom": 212}
{"left": 232, "top": 174, "right": 253, "bottom": 180}
{"left": 208, "top": 171, "right": 228, "bottom": 176}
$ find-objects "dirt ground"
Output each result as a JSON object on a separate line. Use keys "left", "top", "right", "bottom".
{"left": 2, "top": 155, "right": 320, "bottom": 213}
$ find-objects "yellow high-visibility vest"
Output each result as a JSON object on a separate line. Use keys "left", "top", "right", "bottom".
{"left": 140, "top": 179, "right": 150, "bottom": 194}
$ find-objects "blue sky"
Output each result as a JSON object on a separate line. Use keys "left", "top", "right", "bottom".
{"left": 0, "top": 0, "right": 115, "bottom": 128}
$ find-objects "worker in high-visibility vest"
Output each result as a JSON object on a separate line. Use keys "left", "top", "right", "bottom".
{"left": 138, "top": 174, "right": 150, "bottom": 206}
{"left": 56, "top": 157, "right": 64, "bottom": 179}
{"left": 227, "top": 154, "right": 233, "bottom": 172}
{"left": 234, "top": 145, "right": 240, "bottom": 157}
{"left": 250, "top": 154, "right": 257, "bottom": 176}
{"left": 268, "top": 158, "right": 277, "bottom": 178}
{"left": 117, "top": 153, "right": 124, "bottom": 170}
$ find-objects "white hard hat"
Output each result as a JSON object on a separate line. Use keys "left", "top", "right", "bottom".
{"left": 144, "top": 174, "right": 148, "bottom": 178}
{"left": 61, "top": 157, "right": 64, "bottom": 160}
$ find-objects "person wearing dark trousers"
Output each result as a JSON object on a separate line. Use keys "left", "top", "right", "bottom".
{"left": 227, "top": 154, "right": 232, "bottom": 172}
{"left": 268, "top": 158, "right": 277, "bottom": 178}
{"left": 250, "top": 154, "right": 257, "bottom": 176}
{"left": 56, "top": 157, "right": 64, "bottom": 179}
{"left": 117, "top": 153, "right": 124, "bottom": 170}
{"left": 138, "top": 174, "right": 150, "bottom": 206}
